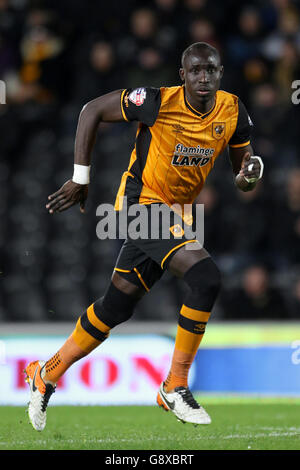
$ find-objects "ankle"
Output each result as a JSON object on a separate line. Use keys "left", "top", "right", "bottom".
{"left": 41, "top": 366, "right": 56, "bottom": 387}
{"left": 164, "top": 373, "right": 188, "bottom": 393}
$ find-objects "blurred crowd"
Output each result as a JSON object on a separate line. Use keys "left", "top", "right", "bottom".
{"left": 0, "top": 0, "right": 300, "bottom": 322}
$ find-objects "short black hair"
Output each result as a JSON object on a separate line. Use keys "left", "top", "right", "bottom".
{"left": 181, "top": 42, "right": 221, "bottom": 67}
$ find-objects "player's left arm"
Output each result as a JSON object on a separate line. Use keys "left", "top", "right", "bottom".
{"left": 228, "top": 98, "right": 264, "bottom": 192}
{"left": 229, "top": 144, "right": 264, "bottom": 192}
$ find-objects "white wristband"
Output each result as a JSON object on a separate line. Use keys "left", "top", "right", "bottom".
{"left": 244, "top": 156, "right": 264, "bottom": 183}
{"left": 72, "top": 164, "right": 91, "bottom": 184}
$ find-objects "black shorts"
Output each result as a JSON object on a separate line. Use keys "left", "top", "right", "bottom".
{"left": 114, "top": 203, "right": 199, "bottom": 292}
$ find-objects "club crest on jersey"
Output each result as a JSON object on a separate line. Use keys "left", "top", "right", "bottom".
{"left": 212, "top": 122, "right": 226, "bottom": 140}
{"left": 129, "top": 88, "right": 147, "bottom": 106}
{"left": 170, "top": 224, "right": 185, "bottom": 238}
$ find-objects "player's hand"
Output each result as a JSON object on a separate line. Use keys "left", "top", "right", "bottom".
{"left": 238, "top": 152, "right": 264, "bottom": 183}
{"left": 46, "top": 179, "right": 88, "bottom": 214}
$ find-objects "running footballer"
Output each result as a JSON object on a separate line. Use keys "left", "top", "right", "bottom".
{"left": 24, "top": 42, "right": 263, "bottom": 430}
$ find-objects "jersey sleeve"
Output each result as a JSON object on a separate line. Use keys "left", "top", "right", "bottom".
{"left": 228, "top": 98, "right": 253, "bottom": 148}
{"left": 120, "top": 87, "right": 161, "bottom": 127}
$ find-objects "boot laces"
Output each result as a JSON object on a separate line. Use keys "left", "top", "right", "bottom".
{"left": 174, "top": 387, "right": 200, "bottom": 409}
{"left": 41, "top": 384, "right": 55, "bottom": 412}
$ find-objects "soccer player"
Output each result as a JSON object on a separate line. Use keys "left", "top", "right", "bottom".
{"left": 24, "top": 42, "right": 263, "bottom": 431}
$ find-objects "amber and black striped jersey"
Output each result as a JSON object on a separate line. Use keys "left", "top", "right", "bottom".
{"left": 115, "top": 85, "right": 253, "bottom": 222}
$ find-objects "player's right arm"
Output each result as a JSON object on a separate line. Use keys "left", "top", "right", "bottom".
{"left": 46, "top": 90, "right": 125, "bottom": 214}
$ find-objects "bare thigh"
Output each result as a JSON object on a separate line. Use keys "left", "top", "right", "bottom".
{"left": 111, "top": 271, "right": 146, "bottom": 300}
{"left": 168, "top": 242, "right": 210, "bottom": 278}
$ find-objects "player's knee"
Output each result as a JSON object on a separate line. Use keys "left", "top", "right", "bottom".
{"left": 112, "top": 271, "right": 145, "bottom": 299}
{"left": 93, "top": 282, "right": 139, "bottom": 329}
{"left": 183, "top": 257, "right": 221, "bottom": 311}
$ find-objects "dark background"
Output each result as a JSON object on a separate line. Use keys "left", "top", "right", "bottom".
{"left": 0, "top": 0, "right": 300, "bottom": 323}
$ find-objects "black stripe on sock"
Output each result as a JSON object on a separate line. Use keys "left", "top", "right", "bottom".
{"left": 178, "top": 314, "right": 207, "bottom": 335}
{"left": 80, "top": 312, "right": 108, "bottom": 342}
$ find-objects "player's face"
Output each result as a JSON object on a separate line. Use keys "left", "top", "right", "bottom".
{"left": 180, "top": 51, "right": 223, "bottom": 108}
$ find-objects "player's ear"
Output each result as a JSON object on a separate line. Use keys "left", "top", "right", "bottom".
{"left": 219, "top": 65, "right": 224, "bottom": 79}
{"left": 179, "top": 68, "right": 185, "bottom": 82}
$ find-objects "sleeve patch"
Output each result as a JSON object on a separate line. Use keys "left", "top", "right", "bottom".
{"left": 122, "top": 87, "right": 161, "bottom": 126}
{"left": 129, "top": 88, "right": 147, "bottom": 106}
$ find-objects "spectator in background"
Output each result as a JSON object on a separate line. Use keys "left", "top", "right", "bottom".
{"left": 73, "top": 40, "right": 122, "bottom": 105}
{"left": 181, "top": 0, "right": 225, "bottom": 30}
{"left": 0, "top": 0, "right": 21, "bottom": 81}
{"left": 0, "top": 0, "right": 23, "bottom": 45}
{"left": 0, "top": 31, "right": 18, "bottom": 83}
{"left": 249, "top": 82, "right": 290, "bottom": 165}
{"left": 272, "top": 39, "right": 300, "bottom": 104}
{"left": 7, "top": 8, "right": 67, "bottom": 105}
{"left": 261, "top": 0, "right": 294, "bottom": 33}
{"left": 220, "top": 265, "right": 287, "bottom": 320}
{"left": 154, "top": 0, "right": 180, "bottom": 26}
{"left": 194, "top": 180, "right": 269, "bottom": 275}
{"left": 261, "top": 3, "right": 300, "bottom": 62}
{"left": 187, "top": 17, "right": 220, "bottom": 51}
{"left": 224, "top": 183, "right": 269, "bottom": 271}
{"left": 121, "top": 7, "right": 178, "bottom": 87}
{"left": 227, "top": 7, "right": 264, "bottom": 66}
{"left": 117, "top": 8, "right": 158, "bottom": 67}
{"left": 153, "top": 0, "right": 181, "bottom": 63}
{"left": 268, "top": 169, "right": 300, "bottom": 268}
{"left": 125, "top": 46, "right": 177, "bottom": 88}
{"left": 225, "top": 6, "right": 267, "bottom": 102}
{"left": 194, "top": 184, "right": 229, "bottom": 258}
{"left": 130, "top": 7, "right": 157, "bottom": 44}
{"left": 288, "top": 277, "right": 300, "bottom": 318}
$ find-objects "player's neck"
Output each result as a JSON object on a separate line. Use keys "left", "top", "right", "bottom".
{"left": 184, "top": 90, "right": 216, "bottom": 115}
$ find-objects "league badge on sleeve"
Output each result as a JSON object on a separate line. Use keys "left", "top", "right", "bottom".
{"left": 129, "top": 88, "right": 147, "bottom": 106}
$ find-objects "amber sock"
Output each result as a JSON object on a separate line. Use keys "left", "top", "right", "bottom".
{"left": 164, "top": 349, "right": 194, "bottom": 392}
{"left": 43, "top": 352, "right": 67, "bottom": 384}
{"left": 164, "top": 371, "right": 188, "bottom": 392}
{"left": 164, "top": 305, "right": 211, "bottom": 393}
{"left": 43, "top": 303, "right": 112, "bottom": 384}
{"left": 43, "top": 335, "right": 86, "bottom": 384}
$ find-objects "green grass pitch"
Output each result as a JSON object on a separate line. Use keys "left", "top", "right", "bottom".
{"left": 1, "top": 397, "right": 300, "bottom": 451}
